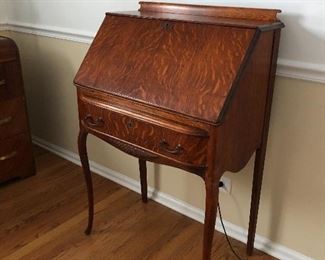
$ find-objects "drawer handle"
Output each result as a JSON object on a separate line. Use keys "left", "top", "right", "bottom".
{"left": 0, "top": 79, "right": 5, "bottom": 86}
{"left": 84, "top": 115, "right": 104, "bottom": 127}
{"left": 159, "top": 139, "right": 184, "bottom": 155}
{"left": 0, "top": 151, "right": 17, "bottom": 161}
{"left": 0, "top": 116, "right": 12, "bottom": 126}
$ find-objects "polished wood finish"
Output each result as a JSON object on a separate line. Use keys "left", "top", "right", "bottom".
{"left": 247, "top": 29, "right": 282, "bottom": 256}
{"left": 78, "top": 92, "right": 208, "bottom": 167}
{"left": 0, "top": 97, "right": 29, "bottom": 139}
{"left": 0, "top": 146, "right": 276, "bottom": 259}
{"left": 75, "top": 15, "right": 255, "bottom": 123}
{"left": 139, "top": 159, "right": 148, "bottom": 203}
{"left": 139, "top": 2, "right": 281, "bottom": 22}
{"left": 0, "top": 36, "right": 35, "bottom": 183}
{"left": 74, "top": 2, "right": 284, "bottom": 259}
{"left": 78, "top": 127, "right": 93, "bottom": 235}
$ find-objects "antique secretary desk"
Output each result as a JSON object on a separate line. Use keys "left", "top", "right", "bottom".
{"left": 74, "top": 2, "right": 284, "bottom": 259}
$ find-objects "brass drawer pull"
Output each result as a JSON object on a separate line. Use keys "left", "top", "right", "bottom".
{"left": 159, "top": 139, "right": 184, "bottom": 155}
{"left": 84, "top": 115, "right": 104, "bottom": 127}
{"left": 0, "top": 116, "right": 13, "bottom": 126}
{"left": 0, "top": 79, "right": 5, "bottom": 86}
{"left": 0, "top": 151, "right": 17, "bottom": 161}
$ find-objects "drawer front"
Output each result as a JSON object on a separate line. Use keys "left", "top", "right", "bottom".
{"left": 0, "top": 97, "right": 29, "bottom": 140}
{"left": 0, "top": 61, "right": 23, "bottom": 100}
{"left": 0, "top": 133, "right": 35, "bottom": 182}
{"left": 79, "top": 99, "right": 208, "bottom": 166}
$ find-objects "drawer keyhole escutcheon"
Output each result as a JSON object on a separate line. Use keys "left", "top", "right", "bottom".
{"left": 84, "top": 115, "right": 104, "bottom": 128}
{"left": 126, "top": 119, "right": 135, "bottom": 129}
{"left": 162, "top": 22, "right": 174, "bottom": 31}
{"left": 159, "top": 139, "right": 184, "bottom": 155}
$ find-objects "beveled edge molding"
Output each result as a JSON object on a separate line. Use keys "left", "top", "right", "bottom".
{"left": 32, "top": 135, "right": 313, "bottom": 260}
{"left": 0, "top": 21, "right": 324, "bottom": 84}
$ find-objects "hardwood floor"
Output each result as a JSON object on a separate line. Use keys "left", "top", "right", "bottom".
{"left": 0, "top": 146, "right": 275, "bottom": 260}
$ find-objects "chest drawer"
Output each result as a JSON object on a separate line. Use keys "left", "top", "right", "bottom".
{"left": 0, "top": 133, "right": 34, "bottom": 182}
{"left": 0, "top": 97, "right": 29, "bottom": 140}
{"left": 79, "top": 98, "right": 208, "bottom": 166}
{"left": 0, "top": 61, "right": 23, "bottom": 101}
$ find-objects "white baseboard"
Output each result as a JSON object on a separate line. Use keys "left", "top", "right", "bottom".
{"left": 32, "top": 136, "right": 313, "bottom": 260}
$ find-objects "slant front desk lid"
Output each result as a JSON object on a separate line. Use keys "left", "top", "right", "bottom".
{"left": 74, "top": 2, "right": 283, "bottom": 123}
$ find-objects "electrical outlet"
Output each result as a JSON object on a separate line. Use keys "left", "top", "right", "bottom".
{"left": 219, "top": 176, "right": 231, "bottom": 194}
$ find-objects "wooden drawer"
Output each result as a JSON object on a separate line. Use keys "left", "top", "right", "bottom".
{"left": 0, "top": 133, "right": 35, "bottom": 182}
{"left": 0, "top": 61, "right": 23, "bottom": 100}
{"left": 79, "top": 97, "right": 208, "bottom": 166}
{"left": 0, "top": 97, "right": 29, "bottom": 140}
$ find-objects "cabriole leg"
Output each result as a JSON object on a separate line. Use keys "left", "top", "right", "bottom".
{"left": 78, "top": 127, "right": 94, "bottom": 235}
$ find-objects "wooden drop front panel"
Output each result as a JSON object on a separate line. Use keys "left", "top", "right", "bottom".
{"left": 74, "top": 2, "right": 284, "bottom": 259}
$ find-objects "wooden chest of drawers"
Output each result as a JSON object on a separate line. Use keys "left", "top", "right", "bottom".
{"left": 0, "top": 36, "right": 35, "bottom": 183}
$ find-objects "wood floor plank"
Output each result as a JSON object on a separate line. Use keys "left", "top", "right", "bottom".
{"left": 0, "top": 146, "right": 276, "bottom": 259}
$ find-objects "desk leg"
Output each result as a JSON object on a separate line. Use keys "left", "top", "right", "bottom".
{"left": 247, "top": 148, "right": 266, "bottom": 255}
{"left": 138, "top": 159, "right": 148, "bottom": 203}
{"left": 247, "top": 29, "right": 280, "bottom": 255}
{"left": 203, "top": 179, "right": 219, "bottom": 260}
{"left": 78, "top": 127, "right": 94, "bottom": 235}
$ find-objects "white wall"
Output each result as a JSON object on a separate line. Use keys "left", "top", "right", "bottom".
{"left": 1, "top": 0, "right": 325, "bottom": 83}
{"left": 0, "top": 0, "right": 8, "bottom": 25}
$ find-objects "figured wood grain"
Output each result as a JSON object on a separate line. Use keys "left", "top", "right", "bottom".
{"left": 78, "top": 96, "right": 208, "bottom": 166}
{"left": 0, "top": 146, "right": 276, "bottom": 260}
{"left": 112, "top": 11, "right": 284, "bottom": 32}
{"left": 110, "top": 11, "right": 284, "bottom": 32}
{"left": 75, "top": 15, "right": 255, "bottom": 123}
{"left": 139, "top": 2, "right": 281, "bottom": 22}
{"left": 217, "top": 31, "right": 274, "bottom": 173}
{"left": 79, "top": 92, "right": 209, "bottom": 136}
{"left": 74, "top": 3, "right": 283, "bottom": 259}
{"left": 78, "top": 87, "right": 211, "bottom": 128}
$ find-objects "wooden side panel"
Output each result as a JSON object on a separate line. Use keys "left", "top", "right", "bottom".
{"left": 217, "top": 31, "right": 274, "bottom": 172}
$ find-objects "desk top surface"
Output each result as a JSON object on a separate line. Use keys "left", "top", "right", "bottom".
{"left": 74, "top": 2, "right": 283, "bottom": 123}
